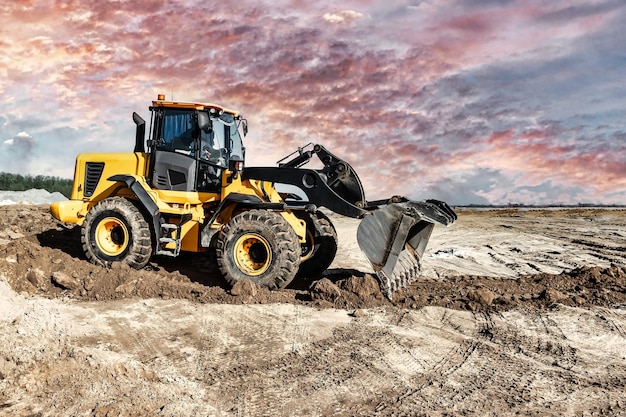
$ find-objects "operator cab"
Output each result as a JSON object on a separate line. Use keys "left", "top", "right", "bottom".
{"left": 146, "top": 96, "right": 246, "bottom": 193}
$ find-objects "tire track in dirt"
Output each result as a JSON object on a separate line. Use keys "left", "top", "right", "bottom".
{"left": 288, "top": 305, "right": 311, "bottom": 353}
{"left": 508, "top": 214, "right": 626, "bottom": 269}
{"left": 203, "top": 311, "right": 451, "bottom": 416}
{"left": 370, "top": 306, "right": 626, "bottom": 416}
{"left": 537, "top": 314, "right": 579, "bottom": 370}
{"left": 352, "top": 309, "right": 482, "bottom": 414}
{"left": 3, "top": 206, "right": 626, "bottom": 416}
{"left": 486, "top": 308, "right": 626, "bottom": 413}
{"left": 222, "top": 308, "right": 315, "bottom": 416}
{"left": 371, "top": 310, "right": 496, "bottom": 415}
{"left": 186, "top": 305, "right": 356, "bottom": 416}
{"left": 595, "top": 308, "right": 626, "bottom": 339}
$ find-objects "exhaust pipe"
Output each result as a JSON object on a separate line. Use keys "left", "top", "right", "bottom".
{"left": 133, "top": 112, "right": 146, "bottom": 153}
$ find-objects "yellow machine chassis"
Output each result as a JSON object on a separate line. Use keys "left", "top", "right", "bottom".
{"left": 50, "top": 152, "right": 306, "bottom": 255}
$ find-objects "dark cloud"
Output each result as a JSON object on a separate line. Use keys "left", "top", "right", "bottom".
{"left": 504, "top": 180, "right": 587, "bottom": 206}
{"left": 421, "top": 168, "right": 510, "bottom": 206}
{"left": 537, "top": 1, "right": 625, "bottom": 24}
{"left": 463, "top": 0, "right": 514, "bottom": 6}
{"left": 1, "top": 132, "right": 36, "bottom": 174}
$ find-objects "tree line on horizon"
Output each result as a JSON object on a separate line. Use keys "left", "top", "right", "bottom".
{"left": 0, "top": 172, "right": 72, "bottom": 198}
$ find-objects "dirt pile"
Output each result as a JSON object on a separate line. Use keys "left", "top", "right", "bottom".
{"left": 393, "top": 264, "right": 626, "bottom": 311}
{"left": 1, "top": 205, "right": 625, "bottom": 312}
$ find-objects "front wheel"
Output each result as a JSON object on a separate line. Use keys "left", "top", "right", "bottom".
{"left": 216, "top": 210, "right": 301, "bottom": 290}
{"left": 81, "top": 197, "right": 153, "bottom": 269}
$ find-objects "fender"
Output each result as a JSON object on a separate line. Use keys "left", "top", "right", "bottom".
{"left": 200, "top": 193, "right": 286, "bottom": 247}
{"left": 107, "top": 174, "right": 163, "bottom": 243}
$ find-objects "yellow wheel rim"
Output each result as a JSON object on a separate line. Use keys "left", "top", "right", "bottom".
{"left": 300, "top": 229, "right": 316, "bottom": 263}
{"left": 95, "top": 217, "right": 129, "bottom": 256}
{"left": 234, "top": 233, "right": 271, "bottom": 276}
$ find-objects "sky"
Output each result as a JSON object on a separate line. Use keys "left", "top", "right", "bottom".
{"left": 1, "top": 0, "right": 625, "bottom": 206}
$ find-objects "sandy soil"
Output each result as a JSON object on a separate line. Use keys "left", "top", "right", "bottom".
{"left": 1, "top": 205, "right": 625, "bottom": 416}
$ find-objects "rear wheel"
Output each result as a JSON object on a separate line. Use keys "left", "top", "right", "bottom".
{"left": 216, "top": 210, "right": 301, "bottom": 290}
{"left": 81, "top": 197, "right": 153, "bottom": 269}
{"left": 297, "top": 211, "right": 338, "bottom": 277}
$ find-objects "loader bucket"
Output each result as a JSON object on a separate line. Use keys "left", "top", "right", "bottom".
{"left": 356, "top": 200, "right": 457, "bottom": 299}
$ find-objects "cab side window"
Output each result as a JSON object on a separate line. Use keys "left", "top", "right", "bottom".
{"left": 156, "top": 109, "right": 196, "bottom": 154}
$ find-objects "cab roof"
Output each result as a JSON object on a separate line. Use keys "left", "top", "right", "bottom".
{"left": 151, "top": 97, "right": 240, "bottom": 117}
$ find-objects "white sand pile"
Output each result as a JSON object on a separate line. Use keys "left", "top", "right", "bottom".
{"left": 0, "top": 189, "right": 67, "bottom": 206}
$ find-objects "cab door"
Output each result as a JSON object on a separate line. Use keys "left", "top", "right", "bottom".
{"left": 149, "top": 108, "right": 198, "bottom": 192}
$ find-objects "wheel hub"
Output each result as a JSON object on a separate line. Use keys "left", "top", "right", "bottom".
{"left": 234, "top": 234, "right": 271, "bottom": 276}
{"left": 95, "top": 217, "right": 129, "bottom": 256}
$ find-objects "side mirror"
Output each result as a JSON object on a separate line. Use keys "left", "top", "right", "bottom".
{"left": 197, "top": 112, "right": 211, "bottom": 132}
{"left": 228, "top": 154, "right": 244, "bottom": 181}
{"left": 229, "top": 155, "right": 244, "bottom": 172}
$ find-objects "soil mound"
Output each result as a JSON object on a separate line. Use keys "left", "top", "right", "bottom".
{"left": 1, "top": 205, "right": 626, "bottom": 311}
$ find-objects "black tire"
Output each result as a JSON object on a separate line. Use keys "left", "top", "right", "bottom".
{"left": 81, "top": 197, "right": 153, "bottom": 269}
{"left": 297, "top": 211, "right": 338, "bottom": 277}
{"left": 216, "top": 209, "right": 301, "bottom": 290}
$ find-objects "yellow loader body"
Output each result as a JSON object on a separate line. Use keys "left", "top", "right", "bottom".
{"left": 50, "top": 95, "right": 455, "bottom": 296}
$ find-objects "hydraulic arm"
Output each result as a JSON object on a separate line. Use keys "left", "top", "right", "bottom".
{"left": 244, "top": 143, "right": 457, "bottom": 297}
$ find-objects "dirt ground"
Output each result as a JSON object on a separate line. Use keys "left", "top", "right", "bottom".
{"left": 0, "top": 205, "right": 625, "bottom": 416}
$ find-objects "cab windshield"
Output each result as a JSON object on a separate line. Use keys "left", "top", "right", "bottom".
{"left": 213, "top": 112, "right": 243, "bottom": 162}
{"left": 154, "top": 108, "right": 244, "bottom": 165}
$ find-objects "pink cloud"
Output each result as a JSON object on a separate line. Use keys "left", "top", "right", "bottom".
{"left": 0, "top": 1, "right": 624, "bottom": 205}
{"left": 479, "top": 129, "right": 626, "bottom": 200}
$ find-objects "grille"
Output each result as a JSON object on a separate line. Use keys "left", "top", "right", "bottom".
{"left": 155, "top": 175, "right": 168, "bottom": 187}
{"left": 84, "top": 162, "right": 105, "bottom": 197}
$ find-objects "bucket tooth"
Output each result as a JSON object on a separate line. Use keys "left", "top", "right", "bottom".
{"left": 376, "top": 247, "right": 421, "bottom": 299}
{"left": 376, "top": 270, "right": 394, "bottom": 300}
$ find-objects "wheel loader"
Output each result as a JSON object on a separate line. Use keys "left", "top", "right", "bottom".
{"left": 50, "top": 95, "right": 456, "bottom": 298}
